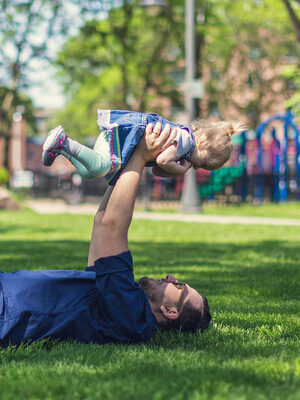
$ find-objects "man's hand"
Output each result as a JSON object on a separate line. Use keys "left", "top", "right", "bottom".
{"left": 136, "top": 122, "right": 177, "bottom": 163}
{"left": 88, "top": 121, "right": 176, "bottom": 260}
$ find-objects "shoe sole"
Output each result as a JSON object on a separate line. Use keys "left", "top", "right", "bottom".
{"left": 42, "top": 149, "right": 58, "bottom": 167}
{"left": 43, "top": 126, "right": 65, "bottom": 152}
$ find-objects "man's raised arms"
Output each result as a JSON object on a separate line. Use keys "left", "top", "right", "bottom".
{"left": 88, "top": 122, "right": 176, "bottom": 264}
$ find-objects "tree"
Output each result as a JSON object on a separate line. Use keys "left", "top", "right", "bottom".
{"left": 201, "top": 0, "right": 299, "bottom": 128}
{"left": 54, "top": 0, "right": 299, "bottom": 137}
{"left": 281, "top": 0, "right": 300, "bottom": 41}
{"left": 0, "top": 87, "right": 37, "bottom": 136}
{"left": 54, "top": 0, "right": 186, "bottom": 138}
{"left": 0, "top": 0, "right": 112, "bottom": 168}
{"left": 0, "top": 0, "right": 67, "bottom": 168}
{"left": 280, "top": 0, "right": 300, "bottom": 116}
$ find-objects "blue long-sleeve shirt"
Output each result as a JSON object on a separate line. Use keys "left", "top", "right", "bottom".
{"left": 0, "top": 251, "right": 158, "bottom": 347}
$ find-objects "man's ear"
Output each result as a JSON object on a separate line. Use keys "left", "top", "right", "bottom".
{"left": 160, "top": 305, "right": 179, "bottom": 320}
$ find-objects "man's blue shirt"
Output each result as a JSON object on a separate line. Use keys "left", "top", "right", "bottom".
{"left": 0, "top": 251, "right": 158, "bottom": 347}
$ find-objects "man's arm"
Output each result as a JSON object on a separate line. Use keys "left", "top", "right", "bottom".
{"left": 89, "top": 122, "right": 176, "bottom": 262}
{"left": 87, "top": 186, "right": 113, "bottom": 266}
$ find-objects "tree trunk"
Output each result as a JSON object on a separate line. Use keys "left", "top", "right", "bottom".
{"left": 0, "top": 89, "right": 17, "bottom": 170}
{"left": 1, "top": 136, "right": 10, "bottom": 170}
{"left": 282, "top": 0, "right": 300, "bottom": 42}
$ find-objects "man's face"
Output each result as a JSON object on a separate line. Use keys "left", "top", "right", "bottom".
{"left": 138, "top": 274, "right": 204, "bottom": 313}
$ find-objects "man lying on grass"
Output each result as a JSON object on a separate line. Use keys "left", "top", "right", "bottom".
{"left": 0, "top": 123, "right": 211, "bottom": 347}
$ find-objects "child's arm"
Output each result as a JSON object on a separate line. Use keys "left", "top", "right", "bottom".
{"left": 152, "top": 160, "right": 191, "bottom": 177}
{"left": 152, "top": 166, "right": 175, "bottom": 178}
{"left": 155, "top": 146, "right": 191, "bottom": 176}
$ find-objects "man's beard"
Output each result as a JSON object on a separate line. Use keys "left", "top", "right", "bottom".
{"left": 138, "top": 277, "right": 164, "bottom": 304}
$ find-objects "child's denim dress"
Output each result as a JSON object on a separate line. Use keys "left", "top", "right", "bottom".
{"left": 97, "top": 109, "right": 195, "bottom": 185}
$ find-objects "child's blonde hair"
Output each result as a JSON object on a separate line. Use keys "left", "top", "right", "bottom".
{"left": 191, "top": 119, "right": 246, "bottom": 170}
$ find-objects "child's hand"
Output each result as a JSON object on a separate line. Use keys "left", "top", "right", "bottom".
{"left": 179, "top": 159, "right": 192, "bottom": 173}
{"left": 154, "top": 158, "right": 191, "bottom": 177}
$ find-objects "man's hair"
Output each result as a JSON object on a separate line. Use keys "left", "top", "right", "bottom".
{"left": 160, "top": 296, "right": 212, "bottom": 334}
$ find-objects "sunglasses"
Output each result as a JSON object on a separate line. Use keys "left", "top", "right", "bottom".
{"left": 172, "top": 282, "right": 187, "bottom": 313}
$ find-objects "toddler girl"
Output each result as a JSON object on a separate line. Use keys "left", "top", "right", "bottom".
{"left": 42, "top": 109, "right": 245, "bottom": 185}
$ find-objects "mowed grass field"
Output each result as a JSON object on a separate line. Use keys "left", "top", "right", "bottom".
{"left": 203, "top": 202, "right": 300, "bottom": 219}
{"left": 0, "top": 209, "right": 299, "bottom": 400}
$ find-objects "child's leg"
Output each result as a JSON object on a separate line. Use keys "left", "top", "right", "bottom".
{"left": 69, "top": 142, "right": 111, "bottom": 178}
{"left": 43, "top": 126, "right": 112, "bottom": 177}
{"left": 60, "top": 151, "right": 95, "bottom": 180}
{"left": 92, "top": 128, "right": 111, "bottom": 159}
{"left": 67, "top": 128, "right": 112, "bottom": 177}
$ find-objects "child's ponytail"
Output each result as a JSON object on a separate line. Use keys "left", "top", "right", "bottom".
{"left": 191, "top": 119, "right": 247, "bottom": 170}
{"left": 229, "top": 122, "right": 247, "bottom": 137}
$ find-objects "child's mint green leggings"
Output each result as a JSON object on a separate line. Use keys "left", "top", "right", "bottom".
{"left": 63, "top": 132, "right": 112, "bottom": 180}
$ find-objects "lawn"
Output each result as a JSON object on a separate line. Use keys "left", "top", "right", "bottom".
{"left": 148, "top": 201, "right": 300, "bottom": 219}
{"left": 202, "top": 202, "right": 300, "bottom": 219}
{"left": 0, "top": 210, "right": 299, "bottom": 400}
{"left": 140, "top": 201, "right": 300, "bottom": 219}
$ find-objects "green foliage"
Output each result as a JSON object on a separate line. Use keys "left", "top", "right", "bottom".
{"left": 54, "top": 0, "right": 185, "bottom": 138}
{"left": 0, "top": 87, "right": 37, "bottom": 136}
{"left": 0, "top": 0, "right": 69, "bottom": 167}
{"left": 203, "top": 0, "right": 300, "bottom": 127}
{"left": 0, "top": 167, "right": 9, "bottom": 186}
{"left": 54, "top": 0, "right": 300, "bottom": 137}
{"left": 283, "top": 64, "right": 300, "bottom": 116}
{"left": 0, "top": 0, "right": 66, "bottom": 91}
{"left": 0, "top": 210, "right": 299, "bottom": 399}
{"left": 203, "top": 201, "right": 300, "bottom": 219}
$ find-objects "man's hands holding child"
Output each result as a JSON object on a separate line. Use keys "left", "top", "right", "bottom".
{"left": 137, "top": 122, "right": 177, "bottom": 162}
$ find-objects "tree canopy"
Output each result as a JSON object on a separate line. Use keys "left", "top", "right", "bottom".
{"left": 0, "top": 0, "right": 110, "bottom": 165}
{"left": 0, "top": 0, "right": 68, "bottom": 166}
{"left": 54, "top": 0, "right": 299, "bottom": 137}
{"left": 1, "top": 0, "right": 299, "bottom": 147}
{"left": 54, "top": 0, "right": 185, "bottom": 137}
{"left": 201, "top": 0, "right": 299, "bottom": 126}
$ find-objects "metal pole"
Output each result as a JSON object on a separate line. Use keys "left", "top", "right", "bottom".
{"left": 185, "top": 0, "right": 195, "bottom": 121}
{"left": 181, "top": 0, "right": 201, "bottom": 213}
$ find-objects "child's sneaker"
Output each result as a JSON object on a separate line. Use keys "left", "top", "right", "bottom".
{"left": 42, "top": 126, "right": 68, "bottom": 166}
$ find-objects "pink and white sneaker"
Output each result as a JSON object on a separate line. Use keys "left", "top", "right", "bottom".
{"left": 42, "top": 125, "right": 68, "bottom": 167}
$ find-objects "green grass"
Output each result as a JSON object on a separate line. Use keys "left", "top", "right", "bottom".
{"left": 202, "top": 202, "right": 300, "bottom": 219}
{"left": 140, "top": 201, "right": 300, "bottom": 219}
{"left": 0, "top": 209, "right": 299, "bottom": 400}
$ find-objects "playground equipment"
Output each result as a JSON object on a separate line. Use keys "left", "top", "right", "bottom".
{"left": 199, "top": 160, "right": 246, "bottom": 198}
{"left": 197, "top": 111, "right": 300, "bottom": 203}
{"left": 254, "top": 111, "right": 300, "bottom": 202}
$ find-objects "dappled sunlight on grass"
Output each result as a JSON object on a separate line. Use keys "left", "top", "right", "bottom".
{"left": 202, "top": 202, "right": 300, "bottom": 219}
{"left": 0, "top": 210, "right": 299, "bottom": 399}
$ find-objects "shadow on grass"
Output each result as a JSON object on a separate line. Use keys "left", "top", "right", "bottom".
{"left": 0, "top": 225, "right": 63, "bottom": 234}
{"left": 0, "top": 219, "right": 299, "bottom": 399}
{"left": 0, "top": 238, "right": 298, "bottom": 305}
{"left": 0, "top": 238, "right": 299, "bottom": 399}
{"left": 0, "top": 338, "right": 298, "bottom": 400}
{"left": 0, "top": 240, "right": 89, "bottom": 271}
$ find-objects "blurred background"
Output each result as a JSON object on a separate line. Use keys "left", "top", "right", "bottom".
{"left": 0, "top": 0, "right": 300, "bottom": 211}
